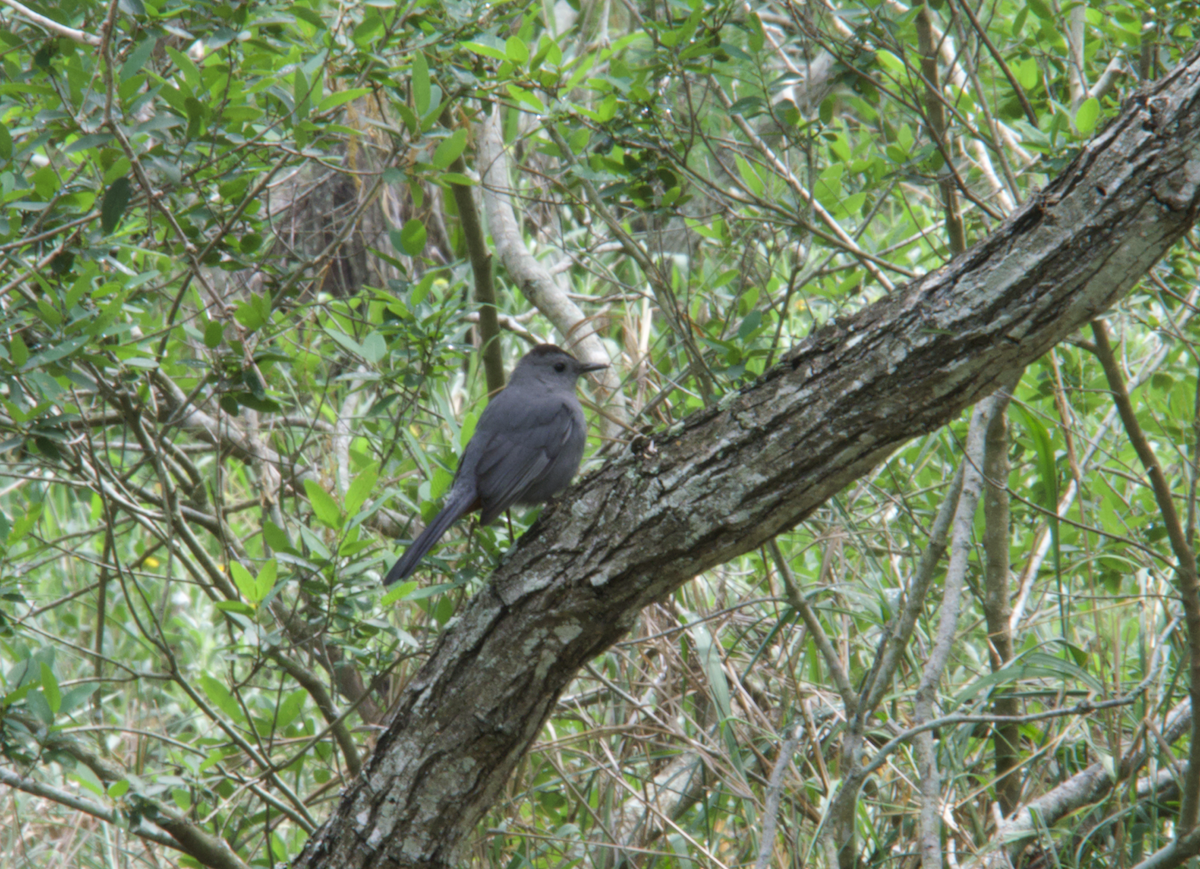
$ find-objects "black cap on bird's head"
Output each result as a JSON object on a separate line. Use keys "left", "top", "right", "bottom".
{"left": 514, "top": 344, "right": 608, "bottom": 380}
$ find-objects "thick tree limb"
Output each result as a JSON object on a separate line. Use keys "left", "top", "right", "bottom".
{"left": 294, "top": 47, "right": 1200, "bottom": 869}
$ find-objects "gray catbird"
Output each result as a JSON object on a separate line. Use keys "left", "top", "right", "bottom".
{"left": 383, "top": 344, "right": 607, "bottom": 585}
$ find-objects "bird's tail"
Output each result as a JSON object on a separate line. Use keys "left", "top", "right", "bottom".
{"left": 383, "top": 493, "right": 474, "bottom": 585}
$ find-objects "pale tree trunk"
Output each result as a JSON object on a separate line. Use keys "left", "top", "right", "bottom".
{"left": 294, "top": 48, "right": 1200, "bottom": 869}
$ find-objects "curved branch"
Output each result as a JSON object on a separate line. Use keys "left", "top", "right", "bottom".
{"left": 476, "top": 108, "right": 627, "bottom": 428}
{"left": 0, "top": 0, "right": 100, "bottom": 45}
{"left": 0, "top": 765, "right": 249, "bottom": 869}
{"left": 294, "top": 44, "right": 1200, "bottom": 869}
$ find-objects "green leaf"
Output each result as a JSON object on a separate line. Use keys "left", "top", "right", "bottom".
{"left": 396, "top": 219, "right": 427, "bottom": 256}
{"left": 234, "top": 298, "right": 265, "bottom": 332}
{"left": 263, "top": 520, "right": 293, "bottom": 553}
{"left": 40, "top": 662, "right": 61, "bottom": 714}
{"left": 506, "top": 84, "right": 545, "bottom": 112}
{"left": 505, "top": 36, "right": 529, "bottom": 64}
{"left": 431, "top": 128, "right": 467, "bottom": 170}
{"left": 876, "top": 50, "right": 905, "bottom": 76}
{"left": 103, "top": 157, "right": 131, "bottom": 185}
{"left": 734, "top": 155, "right": 764, "bottom": 197}
{"left": 164, "top": 47, "right": 200, "bottom": 93}
{"left": 214, "top": 599, "right": 255, "bottom": 615}
{"left": 59, "top": 684, "right": 98, "bottom": 717}
{"left": 230, "top": 561, "right": 257, "bottom": 601}
{"left": 1013, "top": 404, "right": 1060, "bottom": 577}
{"left": 1026, "top": 0, "right": 1053, "bottom": 20}
{"left": 39, "top": 334, "right": 90, "bottom": 364}
{"left": 255, "top": 559, "right": 277, "bottom": 602}
{"left": 1075, "top": 97, "right": 1100, "bottom": 135}
{"left": 36, "top": 298, "right": 62, "bottom": 327}
{"left": 121, "top": 38, "right": 156, "bottom": 82}
{"left": 412, "top": 52, "right": 430, "bottom": 116}
{"left": 253, "top": 291, "right": 272, "bottom": 326}
{"left": 297, "top": 525, "right": 331, "bottom": 561}
{"left": 693, "top": 623, "right": 741, "bottom": 768}
{"left": 352, "top": 15, "right": 383, "bottom": 47}
{"left": 324, "top": 328, "right": 365, "bottom": 357}
{"left": 955, "top": 650, "right": 1104, "bottom": 705}
{"left": 72, "top": 766, "right": 105, "bottom": 797}
{"left": 304, "top": 479, "right": 343, "bottom": 529}
{"left": 293, "top": 68, "right": 312, "bottom": 121}
{"left": 738, "top": 310, "right": 762, "bottom": 341}
{"left": 243, "top": 369, "right": 265, "bottom": 402}
{"left": 692, "top": 626, "right": 729, "bottom": 722}
{"left": 276, "top": 689, "right": 307, "bottom": 729}
{"left": 660, "top": 5, "right": 703, "bottom": 47}
{"left": 361, "top": 331, "right": 386, "bottom": 363}
{"left": 8, "top": 501, "right": 42, "bottom": 542}
{"left": 395, "top": 102, "right": 419, "bottom": 134}
{"left": 10, "top": 334, "right": 28, "bottom": 367}
{"left": 100, "top": 177, "right": 132, "bottom": 234}
{"left": 291, "top": 5, "right": 327, "bottom": 30}
{"left": 747, "top": 13, "right": 764, "bottom": 53}
{"left": 460, "top": 40, "right": 509, "bottom": 61}
{"left": 345, "top": 465, "right": 378, "bottom": 516}
{"left": 1017, "top": 57, "right": 1038, "bottom": 91}
{"left": 318, "top": 88, "right": 371, "bottom": 113}
{"left": 204, "top": 320, "right": 224, "bottom": 348}
{"left": 198, "top": 674, "right": 244, "bottom": 722}
{"left": 1011, "top": 7, "right": 1028, "bottom": 35}
{"left": 381, "top": 580, "right": 417, "bottom": 605}
{"left": 459, "top": 408, "right": 479, "bottom": 448}
{"left": 819, "top": 97, "right": 834, "bottom": 125}
{"left": 64, "top": 272, "right": 90, "bottom": 310}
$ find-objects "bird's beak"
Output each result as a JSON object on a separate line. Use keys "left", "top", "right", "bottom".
{"left": 580, "top": 361, "right": 609, "bottom": 375}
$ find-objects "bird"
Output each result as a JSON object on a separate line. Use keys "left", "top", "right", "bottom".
{"left": 383, "top": 343, "right": 608, "bottom": 585}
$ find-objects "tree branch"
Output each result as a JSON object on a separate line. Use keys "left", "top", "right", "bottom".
{"left": 476, "top": 108, "right": 626, "bottom": 425}
{"left": 294, "top": 44, "right": 1200, "bottom": 869}
{"left": 0, "top": 0, "right": 100, "bottom": 45}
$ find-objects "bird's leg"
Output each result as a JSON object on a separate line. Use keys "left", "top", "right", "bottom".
{"left": 505, "top": 509, "right": 514, "bottom": 543}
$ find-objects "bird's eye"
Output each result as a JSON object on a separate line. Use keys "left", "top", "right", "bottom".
{"left": 554, "top": 362, "right": 566, "bottom": 373}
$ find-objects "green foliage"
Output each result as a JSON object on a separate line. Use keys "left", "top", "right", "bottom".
{"left": 0, "top": 0, "right": 1196, "bottom": 866}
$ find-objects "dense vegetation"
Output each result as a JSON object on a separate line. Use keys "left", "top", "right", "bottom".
{"left": 1, "top": 0, "right": 1199, "bottom": 867}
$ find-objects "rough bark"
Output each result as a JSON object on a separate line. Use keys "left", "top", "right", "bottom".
{"left": 293, "top": 48, "right": 1200, "bottom": 869}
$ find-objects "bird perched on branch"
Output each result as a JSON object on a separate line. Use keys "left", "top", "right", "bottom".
{"left": 384, "top": 343, "right": 608, "bottom": 585}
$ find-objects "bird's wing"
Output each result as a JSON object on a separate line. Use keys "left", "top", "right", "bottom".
{"left": 473, "top": 398, "right": 580, "bottom": 526}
